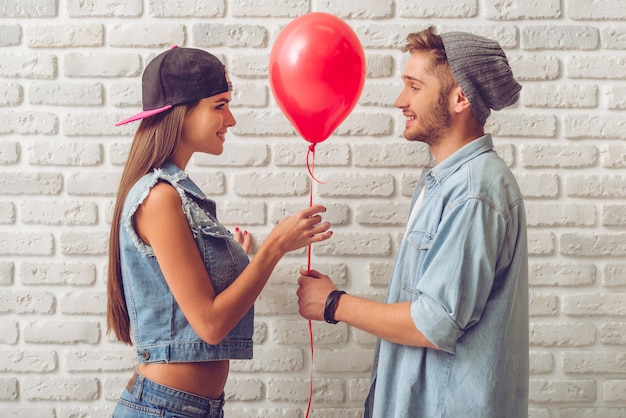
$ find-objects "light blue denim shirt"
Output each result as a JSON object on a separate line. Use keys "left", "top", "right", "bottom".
{"left": 120, "top": 161, "right": 253, "bottom": 363}
{"left": 365, "top": 135, "right": 529, "bottom": 418}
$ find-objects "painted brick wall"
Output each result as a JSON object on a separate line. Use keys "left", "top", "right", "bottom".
{"left": 0, "top": 0, "right": 625, "bottom": 417}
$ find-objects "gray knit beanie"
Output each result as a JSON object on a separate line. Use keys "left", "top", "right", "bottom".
{"left": 440, "top": 32, "right": 521, "bottom": 125}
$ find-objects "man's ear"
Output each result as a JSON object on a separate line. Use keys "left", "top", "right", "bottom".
{"left": 452, "top": 86, "right": 472, "bottom": 115}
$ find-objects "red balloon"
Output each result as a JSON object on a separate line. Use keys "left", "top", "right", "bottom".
{"left": 269, "top": 13, "right": 366, "bottom": 144}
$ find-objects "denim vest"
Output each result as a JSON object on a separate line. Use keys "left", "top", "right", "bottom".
{"left": 119, "top": 161, "right": 253, "bottom": 363}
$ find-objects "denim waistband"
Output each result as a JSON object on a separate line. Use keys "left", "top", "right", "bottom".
{"left": 129, "top": 371, "right": 224, "bottom": 417}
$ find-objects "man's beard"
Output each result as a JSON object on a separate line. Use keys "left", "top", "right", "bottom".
{"left": 404, "top": 92, "right": 452, "bottom": 147}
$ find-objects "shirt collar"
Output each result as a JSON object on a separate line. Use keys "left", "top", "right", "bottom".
{"left": 428, "top": 134, "right": 494, "bottom": 185}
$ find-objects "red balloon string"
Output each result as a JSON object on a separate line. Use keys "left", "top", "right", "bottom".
{"left": 305, "top": 142, "right": 324, "bottom": 418}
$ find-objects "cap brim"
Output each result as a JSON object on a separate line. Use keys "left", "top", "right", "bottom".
{"left": 114, "top": 105, "right": 173, "bottom": 126}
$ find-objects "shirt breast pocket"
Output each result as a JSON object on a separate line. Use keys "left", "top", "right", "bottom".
{"left": 401, "top": 230, "right": 434, "bottom": 296}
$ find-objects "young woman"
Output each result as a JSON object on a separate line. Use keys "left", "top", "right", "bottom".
{"left": 108, "top": 47, "right": 332, "bottom": 417}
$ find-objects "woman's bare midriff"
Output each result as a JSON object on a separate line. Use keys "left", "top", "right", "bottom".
{"left": 137, "top": 360, "right": 229, "bottom": 400}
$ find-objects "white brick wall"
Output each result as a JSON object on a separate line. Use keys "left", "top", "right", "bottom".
{"left": 0, "top": 0, "right": 625, "bottom": 416}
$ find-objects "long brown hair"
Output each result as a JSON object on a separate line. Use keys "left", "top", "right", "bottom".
{"left": 403, "top": 26, "right": 457, "bottom": 96}
{"left": 107, "top": 104, "right": 194, "bottom": 344}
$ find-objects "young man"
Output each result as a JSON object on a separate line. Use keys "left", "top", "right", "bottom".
{"left": 296, "top": 27, "right": 529, "bottom": 417}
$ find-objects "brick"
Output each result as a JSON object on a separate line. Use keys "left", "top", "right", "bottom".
{"left": 603, "top": 26, "right": 626, "bottom": 49}
{"left": 521, "top": 25, "right": 599, "bottom": 49}
{"left": 195, "top": 143, "right": 269, "bottom": 167}
{"left": 25, "top": 23, "right": 103, "bottom": 47}
{"left": 314, "top": 349, "right": 373, "bottom": 373}
{"left": 565, "top": 175, "right": 626, "bottom": 198}
{"left": 268, "top": 377, "right": 345, "bottom": 403}
{"left": 562, "top": 233, "right": 626, "bottom": 257}
{"left": 564, "top": 293, "right": 626, "bottom": 316}
{"left": 67, "top": 0, "right": 142, "bottom": 17}
{"left": 148, "top": 0, "right": 224, "bottom": 17}
{"left": 273, "top": 142, "right": 350, "bottom": 167}
{"left": 63, "top": 53, "right": 142, "bottom": 78}
{"left": 59, "top": 291, "right": 107, "bottom": 315}
{"left": 28, "top": 141, "right": 102, "bottom": 166}
{"left": 527, "top": 231, "right": 555, "bottom": 256}
{"left": 600, "top": 144, "right": 626, "bottom": 168}
{"left": 520, "top": 143, "right": 598, "bottom": 168}
{"left": 0, "top": 233, "right": 54, "bottom": 255}
{"left": 226, "top": 408, "right": 302, "bottom": 418}
{"left": 319, "top": 0, "right": 393, "bottom": 18}
{"left": 399, "top": 0, "right": 476, "bottom": 17}
{"left": 256, "top": 288, "right": 299, "bottom": 315}
{"left": 66, "top": 171, "right": 121, "bottom": 196}
{"left": 0, "top": 350, "right": 57, "bottom": 372}
{"left": 529, "top": 378, "right": 596, "bottom": 402}
{"left": 348, "top": 377, "right": 371, "bottom": 402}
{"left": 59, "top": 231, "right": 108, "bottom": 256}
{"left": 193, "top": 24, "right": 268, "bottom": 48}
{"left": 0, "top": 82, "right": 23, "bottom": 105}
{"left": 21, "top": 200, "right": 98, "bottom": 225}
{"left": 354, "top": 24, "right": 413, "bottom": 49}
{"left": 565, "top": 115, "right": 626, "bottom": 139}
{"left": 367, "top": 262, "right": 393, "bottom": 287}
{"left": 216, "top": 200, "right": 265, "bottom": 225}
{"left": 600, "top": 322, "right": 626, "bottom": 345}
{"left": 529, "top": 292, "right": 558, "bottom": 317}
{"left": 486, "top": 113, "right": 557, "bottom": 138}
{"left": 522, "top": 84, "right": 598, "bottom": 108}
{"left": 354, "top": 142, "right": 430, "bottom": 167}
{"left": 231, "top": 347, "right": 304, "bottom": 373}
{"left": 0, "top": 24, "right": 22, "bottom": 46}
{"left": 29, "top": 82, "right": 104, "bottom": 106}
{"left": 229, "top": 53, "right": 270, "bottom": 79}
{"left": 65, "top": 349, "right": 136, "bottom": 371}
{"left": 0, "top": 320, "right": 18, "bottom": 344}
{"left": 0, "top": 262, "right": 14, "bottom": 286}
{"left": 569, "top": 0, "right": 626, "bottom": 20}
{"left": 268, "top": 262, "right": 348, "bottom": 286}
{"left": 563, "top": 351, "right": 626, "bottom": 374}
{"left": 231, "top": 0, "right": 307, "bottom": 17}
{"left": 185, "top": 171, "right": 226, "bottom": 195}
{"left": 355, "top": 202, "right": 410, "bottom": 225}
{"left": 529, "top": 263, "right": 596, "bottom": 287}
{"left": 365, "top": 55, "right": 395, "bottom": 78}
{"left": 509, "top": 54, "right": 561, "bottom": 81}
{"left": 485, "top": 0, "right": 561, "bottom": 19}
{"left": 318, "top": 173, "right": 394, "bottom": 198}
{"left": 231, "top": 82, "right": 268, "bottom": 107}
{"left": 0, "top": 377, "right": 17, "bottom": 400}
{"left": 272, "top": 320, "right": 349, "bottom": 346}
{"left": 20, "top": 262, "right": 96, "bottom": 286}
{"left": 22, "top": 377, "right": 98, "bottom": 401}
{"left": 338, "top": 112, "right": 393, "bottom": 136}
{"left": 109, "top": 23, "right": 185, "bottom": 48}
{"left": 602, "top": 204, "right": 626, "bottom": 226}
{"left": 0, "top": 201, "right": 16, "bottom": 224}
{"left": 24, "top": 321, "right": 100, "bottom": 344}
{"left": 529, "top": 322, "right": 596, "bottom": 347}
{"left": 604, "top": 380, "right": 626, "bottom": 402}
{"left": 0, "top": 0, "right": 57, "bottom": 17}
{"left": 558, "top": 407, "right": 626, "bottom": 418}
{"left": 224, "top": 377, "right": 264, "bottom": 401}
{"left": 233, "top": 172, "right": 309, "bottom": 197}
{"left": 270, "top": 201, "right": 350, "bottom": 226}
{"left": 603, "top": 264, "right": 626, "bottom": 287}
{"left": 314, "top": 233, "right": 392, "bottom": 256}
{"left": 0, "top": 111, "right": 58, "bottom": 134}
{"left": 0, "top": 53, "right": 56, "bottom": 79}
{"left": 568, "top": 56, "right": 626, "bottom": 79}
{"left": 232, "top": 110, "right": 298, "bottom": 136}
{"left": 525, "top": 202, "right": 596, "bottom": 226}
{"left": 530, "top": 351, "right": 554, "bottom": 374}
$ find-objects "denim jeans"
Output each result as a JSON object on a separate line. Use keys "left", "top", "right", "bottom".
{"left": 113, "top": 371, "right": 225, "bottom": 418}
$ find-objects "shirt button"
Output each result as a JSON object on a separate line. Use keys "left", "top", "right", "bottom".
{"left": 141, "top": 351, "right": 150, "bottom": 360}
